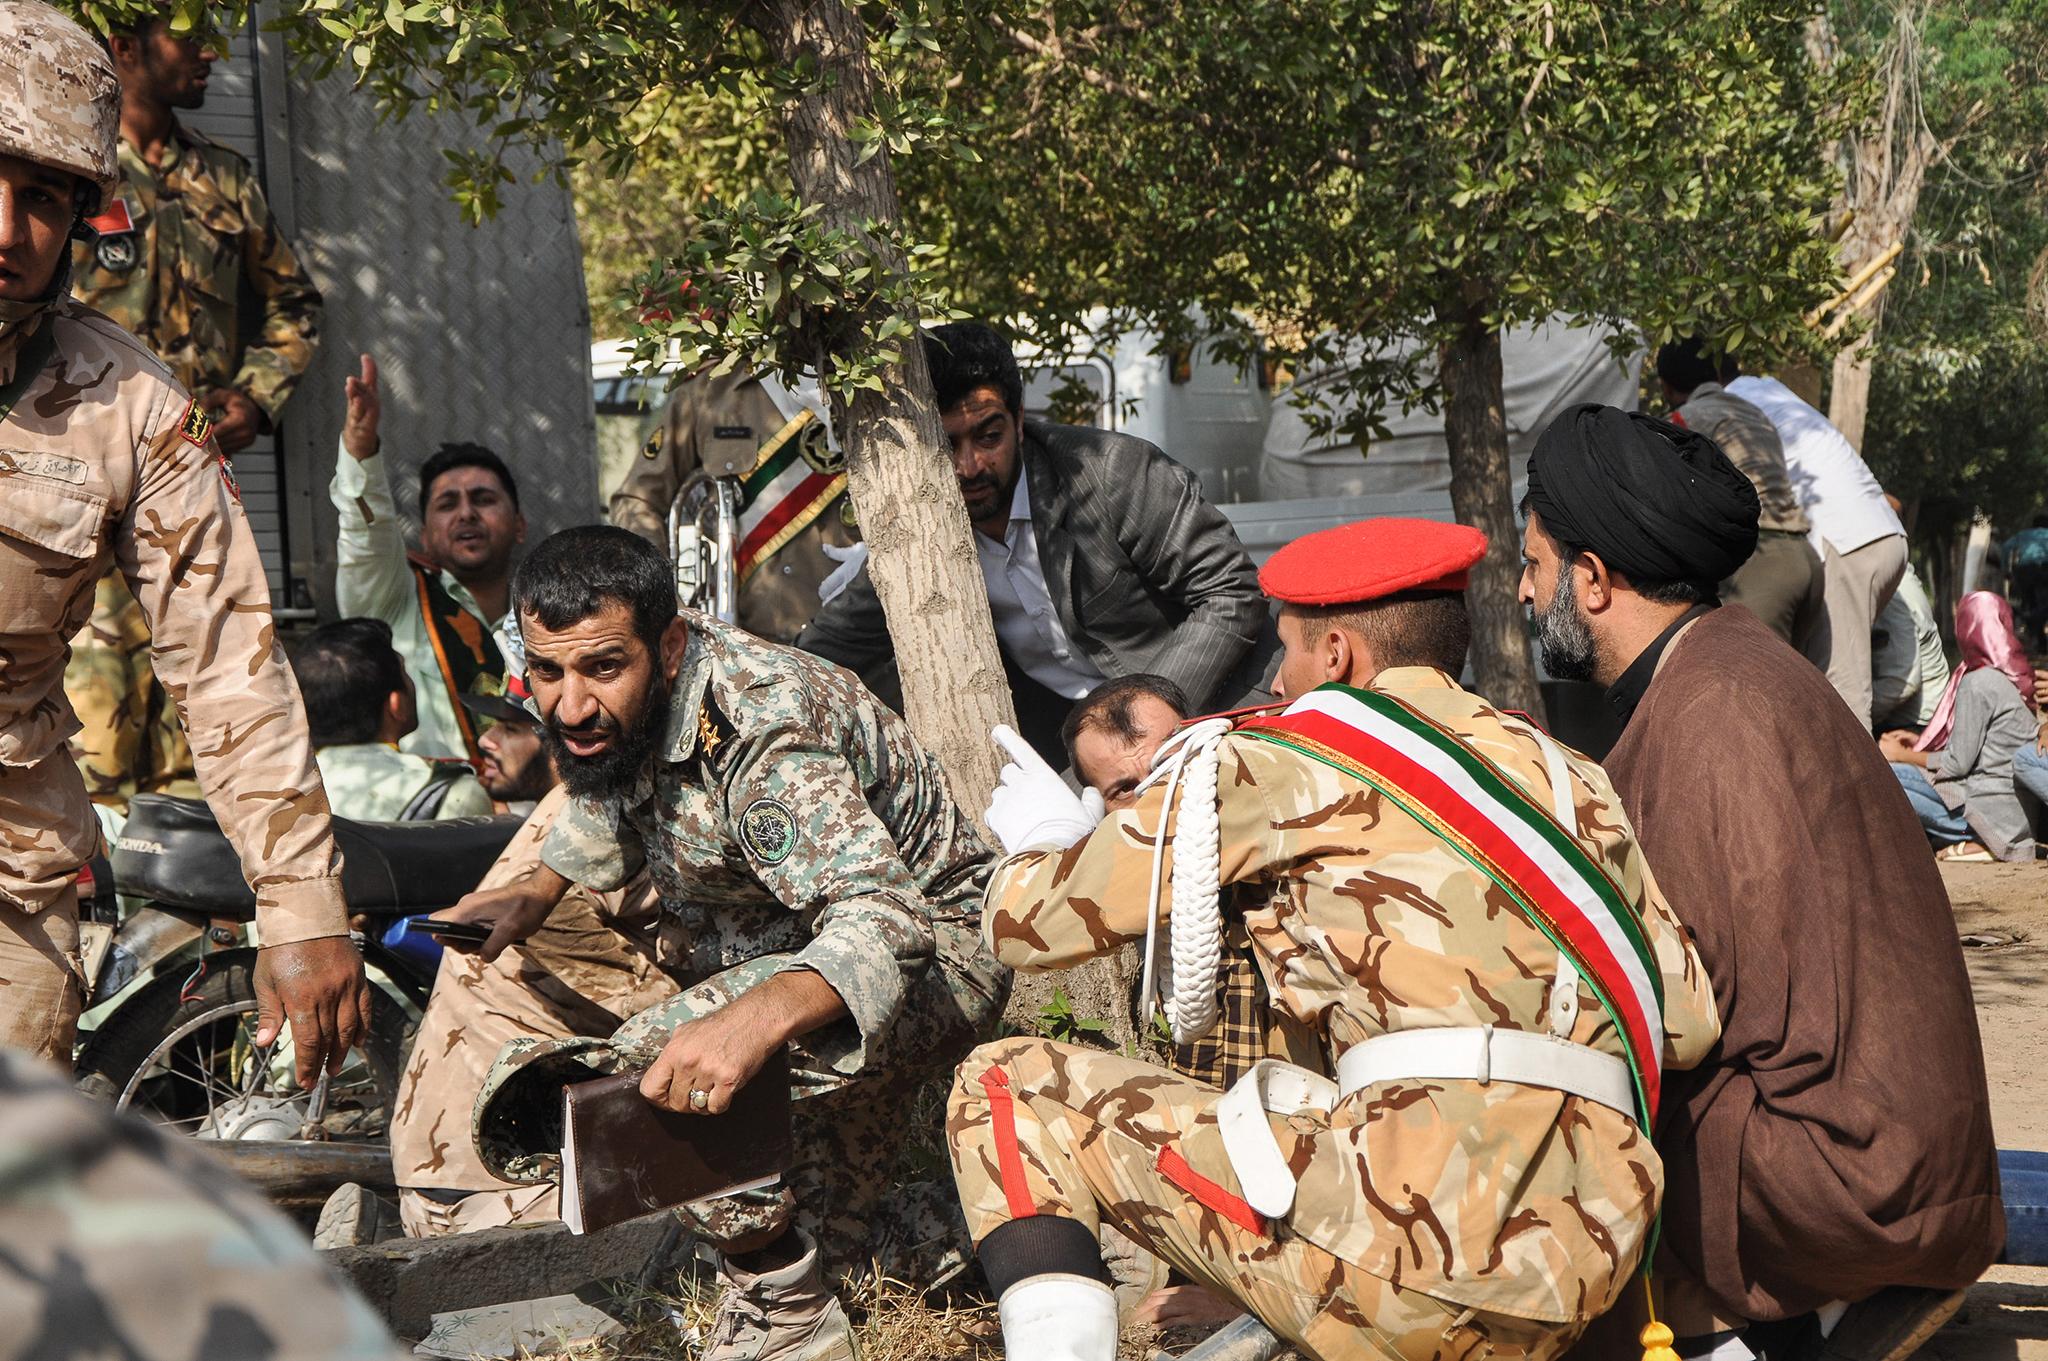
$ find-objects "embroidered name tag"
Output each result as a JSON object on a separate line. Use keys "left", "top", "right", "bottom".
{"left": 0, "top": 450, "right": 87, "bottom": 485}
{"left": 713, "top": 424, "right": 753, "bottom": 440}
{"left": 178, "top": 398, "right": 213, "bottom": 448}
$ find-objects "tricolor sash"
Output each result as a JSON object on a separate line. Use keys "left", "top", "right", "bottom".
{"left": 733, "top": 408, "right": 847, "bottom": 585}
{"left": 1238, "top": 684, "right": 1665, "bottom": 1126}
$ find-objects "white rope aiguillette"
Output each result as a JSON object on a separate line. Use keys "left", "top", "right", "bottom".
{"left": 1134, "top": 717, "right": 1233, "bottom": 1044}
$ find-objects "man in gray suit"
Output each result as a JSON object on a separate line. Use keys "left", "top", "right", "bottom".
{"left": 798, "top": 322, "right": 1273, "bottom": 763}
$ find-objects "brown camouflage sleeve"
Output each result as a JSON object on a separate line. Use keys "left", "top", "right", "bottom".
{"left": 607, "top": 382, "right": 702, "bottom": 546}
{"left": 230, "top": 170, "right": 322, "bottom": 423}
{"left": 1633, "top": 857, "right": 1721, "bottom": 1069}
{"left": 982, "top": 738, "right": 1279, "bottom": 971}
{"left": 118, "top": 395, "right": 347, "bottom": 944}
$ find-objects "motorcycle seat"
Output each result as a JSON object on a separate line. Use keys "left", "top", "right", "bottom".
{"left": 113, "top": 794, "right": 523, "bottom": 919}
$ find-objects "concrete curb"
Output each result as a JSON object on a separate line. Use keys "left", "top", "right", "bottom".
{"left": 322, "top": 1216, "right": 688, "bottom": 1339}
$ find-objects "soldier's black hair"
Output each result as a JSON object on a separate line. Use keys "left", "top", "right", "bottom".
{"left": 292, "top": 617, "right": 408, "bottom": 747}
{"left": 512, "top": 526, "right": 677, "bottom": 657}
{"left": 1292, "top": 591, "right": 1475, "bottom": 676}
{"left": 1653, "top": 336, "right": 1740, "bottom": 395}
{"left": 1060, "top": 673, "right": 1190, "bottom": 774}
{"left": 923, "top": 321, "right": 1024, "bottom": 415}
{"left": 420, "top": 442, "right": 520, "bottom": 511}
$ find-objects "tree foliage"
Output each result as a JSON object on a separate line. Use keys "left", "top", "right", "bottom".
{"left": 1862, "top": 1, "right": 2048, "bottom": 540}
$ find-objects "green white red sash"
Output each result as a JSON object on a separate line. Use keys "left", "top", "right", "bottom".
{"left": 735, "top": 409, "right": 846, "bottom": 585}
{"left": 1238, "top": 684, "right": 1665, "bottom": 1125}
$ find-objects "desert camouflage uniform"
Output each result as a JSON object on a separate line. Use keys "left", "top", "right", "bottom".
{"left": 388, "top": 784, "right": 679, "bottom": 1235}
{"left": 608, "top": 369, "right": 857, "bottom": 644}
{"left": 313, "top": 743, "right": 494, "bottom": 823}
{"left": 71, "top": 123, "right": 321, "bottom": 423}
{"left": 64, "top": 570, "right": 197, "bottom": 808}
{"left": 0, "top": 1046, "right": 398, "bottom": 1361}
{"left": 66, "top": 120, "right": 321, "bottom": 816}
{"left": 472, "top": 614, "right": 1010, "bottom": 1284}
{"left": 949, "top": 669, "right": 1720, "bottom": 1361}
{"left": 0, "top": 298, "right": 348, "bottom": 1061}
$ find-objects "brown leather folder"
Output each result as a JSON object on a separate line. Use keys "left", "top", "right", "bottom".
{"left": 559, "top": 1050, "right": 793, "bottom": 1235}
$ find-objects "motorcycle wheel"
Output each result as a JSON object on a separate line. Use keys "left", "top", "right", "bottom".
{"left": 75, "top": 951, "right": 411, "bottom": 1142}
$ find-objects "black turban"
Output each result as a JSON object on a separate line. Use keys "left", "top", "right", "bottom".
{"left": 1524, "top": 403, "right": 1760, "bottom": 587}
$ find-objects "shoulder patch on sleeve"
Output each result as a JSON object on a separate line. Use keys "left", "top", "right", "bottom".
{"left": 177, "top": 398, "right": 212, "bottom": 448}
{"left": 737, "top": 798, "right": 799, "bottom": 866}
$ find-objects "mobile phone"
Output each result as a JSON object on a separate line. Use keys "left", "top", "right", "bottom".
{"left": 411, "top": 916, "right": 493, "bottom": 945}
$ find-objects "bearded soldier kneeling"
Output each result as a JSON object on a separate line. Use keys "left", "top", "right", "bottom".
{"left": 948, "top": 518, "right": 1721, "bottom": 1361}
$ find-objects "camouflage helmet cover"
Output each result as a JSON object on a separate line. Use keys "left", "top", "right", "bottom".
{"left": 0, "top": 1, "right": 121, "bottom": 209}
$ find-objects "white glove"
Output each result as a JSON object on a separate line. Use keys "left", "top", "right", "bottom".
{"left": 984, "top": 724, "right": 1106, "bottom": 853}
{"left": 818, "top": 541, "right": 869, "bottom": 604}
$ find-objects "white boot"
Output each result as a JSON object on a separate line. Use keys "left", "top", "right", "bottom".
{"left": 997, "top": 1274, "right": 1119, "bottom": 1361}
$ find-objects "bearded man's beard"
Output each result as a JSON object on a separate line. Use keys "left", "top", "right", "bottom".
{"left": 1535, "top": 571, "right": 1599, "bottom": 683}
{"left": 541, "top": 676, "right": 671, "bottom": 802}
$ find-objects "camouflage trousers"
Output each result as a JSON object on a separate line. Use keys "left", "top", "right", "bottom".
{"left": 0, "top": 1048, "right": 398, "bottom": 1361}
{"left": 389, "top": 881, "right": 687, "bottom": 1234}
{"left": 948, "top": 1038, "right": 1569, "bottom": 1361}
{"left": 474, "top": 922, "right": 1007, "bottom": 1288}
{"left": 0, "top": 884, "right": 82, "bottom": 1063}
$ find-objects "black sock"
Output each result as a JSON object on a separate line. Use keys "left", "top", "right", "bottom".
{"left": 977, "top": 1217, "right": 1112, "bottom": 1298}
{"left": 726, "top": 1227, "right": 805, "bottom": 1275}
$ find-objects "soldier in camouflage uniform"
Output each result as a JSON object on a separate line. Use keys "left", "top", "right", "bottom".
{"left": 64, "top": 570, "right": 197, "bottom": 812}
{"left": 381, "top": 784, "right": 678, "bottom": 1239}
{"left": 0, "top": 1046, "right": 398, "bottom": 1361}
{"left": 950, "top": 518, "right": 1720, "bottom": 1361}
{"left": 0, "top": 0, "right": 367, "bottom": 1077}
{"left": 610, "top": 366, "right": 860, "bottom": 644}
{"left": 65, "top": 13, "right": 323, "bottom": 815}
{"left": 442, "top": 526, "right": 1008, "bottom": 1361}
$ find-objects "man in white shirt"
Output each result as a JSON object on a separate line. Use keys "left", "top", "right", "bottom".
{"left": 330, "top": 354, "right": 526, "bottom": 760}
{"left": 290, "top": 619, "right": 495, "bottom": 821}
{"left": 1872, "top": 563, "right": 1952, "bottom": 735}
{"left": 798, "top": 322, "right": 1272, "bottom": 762}
{"left": 1725, "top": 372, "right": 1908, "bottom": 727}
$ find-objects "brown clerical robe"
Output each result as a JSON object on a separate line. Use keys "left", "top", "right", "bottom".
{"left": 1607, "top": 605, "right": 2003, "bottom": 1323}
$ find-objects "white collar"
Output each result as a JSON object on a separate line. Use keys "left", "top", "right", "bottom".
{"left": 1008, "top": 471, "right": 1032, "bottom": 522}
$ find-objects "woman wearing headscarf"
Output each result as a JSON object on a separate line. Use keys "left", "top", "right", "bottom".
{"left": 1880, "top": 590, "right": 2037, "bottom": 862}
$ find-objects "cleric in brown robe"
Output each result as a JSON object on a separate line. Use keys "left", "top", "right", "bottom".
{"left": 1519, "top": 404, "right": 2003, "bottom": 1361}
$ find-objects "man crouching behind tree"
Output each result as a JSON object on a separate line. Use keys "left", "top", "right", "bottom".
{"left": 948, "top": 517, "right": 1720, "bottom": 1361}
{"left": 441, "top": 526, "right": 1009, "bottom": 1361}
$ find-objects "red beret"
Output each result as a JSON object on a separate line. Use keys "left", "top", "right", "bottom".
{"left": 1259, "top": 517, "right": 1489, "bottom": 606}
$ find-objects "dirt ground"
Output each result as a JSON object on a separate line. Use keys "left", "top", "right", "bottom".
{"left": 1922, "top": 861, "right": 2048, "bottom": 1361}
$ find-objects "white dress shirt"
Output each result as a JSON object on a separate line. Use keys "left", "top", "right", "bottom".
{"left": 1724, "top": 376, "right": 1903, "bottom": 556}
{"left": 975, "top": 477, "right": 1108, "bottom": 700}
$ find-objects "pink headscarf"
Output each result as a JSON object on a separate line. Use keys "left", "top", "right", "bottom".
{"left": 1913, "top": 589, "right": 2035, "bottom": 751}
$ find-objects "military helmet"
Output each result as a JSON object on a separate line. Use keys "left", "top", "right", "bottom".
{"left": 0, "top": 1, "right": 122, "bottom": 211}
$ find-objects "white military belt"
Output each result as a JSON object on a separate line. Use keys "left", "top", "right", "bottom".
{"left": 1213, "top": 1025, "right": 1636, "bottom": 1220}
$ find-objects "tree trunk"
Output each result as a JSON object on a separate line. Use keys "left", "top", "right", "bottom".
{"left": 757, "top": 0, "right": 1015, "bottom": 812}
{"left": 1829, "top": 332, "right": 1876, "bottom": 451}
{"left": 1439, "top": 280, "right": 1542, "bottom": 715}
{"left": 757, "top": 0, "right": 1137, "bottom": 1050}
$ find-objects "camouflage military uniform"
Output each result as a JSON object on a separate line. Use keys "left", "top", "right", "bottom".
{"left": 948, "top": 670, "right": 1720, "bottom": 1361}
{"left": 0, "top": 297, "right": 348, "bottom": 1060}
{"left": 608, "top": 369, "right": 858, "bottom": 644}
{"left": 388, "top": 785, "right": 681, "bottom": 1236}
{"left": 313, "top": 743, "right": 494, "bottom": 823}
{"left": 0, "top": 1046, "right": 398, "bottom": 1360}
{"left": 472, "top": 615, "right": 1010, "bottom": 1284}
{"left": 71, "top": 123, "right": 322, "bottom": 422}
{"left": 66, "top": 120, "right": 321, "bottom": 817}
{"left": 63, "top": 570, "right": 198, "bottom": 808}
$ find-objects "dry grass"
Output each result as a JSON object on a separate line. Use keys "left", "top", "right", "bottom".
{"left": 564, "top": 1266, "right": 1218, "bottom": 1361}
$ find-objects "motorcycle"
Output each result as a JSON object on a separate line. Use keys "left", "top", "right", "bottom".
{"left": 74, "top": 793, "right": 519, "bottom": 1144}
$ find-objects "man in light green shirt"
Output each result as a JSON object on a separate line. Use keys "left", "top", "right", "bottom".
{"left": 291, "top": 619, "right": 494, "bottom": 822}
{"left": 1872, "top": 563, "right": 1952, "bottom": 734}
{"left": 330, "top": 353, "right": 526, "bottom": 760}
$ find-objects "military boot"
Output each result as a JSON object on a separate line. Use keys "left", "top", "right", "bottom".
{"left": 701, "top": 1235, "right": 858, "bottom": 1361}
